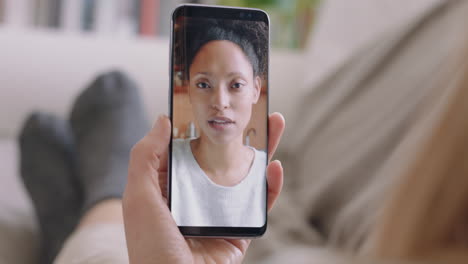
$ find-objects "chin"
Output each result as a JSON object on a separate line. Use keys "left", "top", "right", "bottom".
{"left": 206, "top": 135, "right": 236, "bottom": 145}
{"left": 202, "top": 129, "right": 242, "bottom": 145}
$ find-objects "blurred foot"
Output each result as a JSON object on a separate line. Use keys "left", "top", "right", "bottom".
{"left": 70, "top": 70, "right": 148, "bottom": 213}
{"left": 19, "top": 112, "right": 82, "bottom": 264}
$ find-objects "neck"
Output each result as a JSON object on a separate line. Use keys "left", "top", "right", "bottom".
{"left": 192, "top": 135, "right": 246, "bottom": 173}
{"left": 191, "top": 134, "right": 253, "bottom": 185}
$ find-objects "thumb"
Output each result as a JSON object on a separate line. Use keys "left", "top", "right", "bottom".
{"left": 123, "top": 116, "right": 189, "bottom": 263}
{"left": 126, "top": 115, "right": 171, "bottom": 194}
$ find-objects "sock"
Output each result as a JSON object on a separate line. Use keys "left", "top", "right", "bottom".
{"left": 69, "top": 70, "right": 149, "bottom": 213}
{"left": 19, "top": 112, "right": 83, "bottom": 264}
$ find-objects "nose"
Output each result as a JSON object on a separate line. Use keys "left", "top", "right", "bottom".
{"left": 211, "top": 85, "right": 229, "bottom": 110}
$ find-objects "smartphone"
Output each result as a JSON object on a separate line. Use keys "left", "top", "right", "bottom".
{"left": 168, "top": 4, "right": 269, "bottom": 237}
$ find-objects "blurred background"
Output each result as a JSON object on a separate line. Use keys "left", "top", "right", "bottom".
{"left": 2, "top": 0, "right": 466, "bottom": 263}
{"left": 0, "top": 0, "right": 320, "bottom": 49}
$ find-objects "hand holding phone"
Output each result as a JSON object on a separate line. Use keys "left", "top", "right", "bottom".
{"left": 123, "top": 113, "right": 284, "bottom": 263}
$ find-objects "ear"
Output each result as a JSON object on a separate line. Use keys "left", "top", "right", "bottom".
{"left": 253, "top": 76, "right": 262, "bottom": 104}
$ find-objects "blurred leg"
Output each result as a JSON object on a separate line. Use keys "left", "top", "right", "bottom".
{"left": 54, "top": 199, "right": 128, "bottom": 264}
{"left": 54, "top": 71, "right": 148, "bottom": 264}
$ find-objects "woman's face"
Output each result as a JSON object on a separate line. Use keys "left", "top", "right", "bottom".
{"left": 189, "top": 40, "right": 261, "bottom": 145}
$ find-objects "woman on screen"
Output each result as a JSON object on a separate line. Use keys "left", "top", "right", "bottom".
{"left": 171, "top": 18, "right": 269, "bottom": 227}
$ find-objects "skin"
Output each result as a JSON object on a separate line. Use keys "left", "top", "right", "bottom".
{"left": 188, "top": 40, "right": 262, "bottom": 186}
{"left": 123, "top": 113, "right": 285, "bottom": 264}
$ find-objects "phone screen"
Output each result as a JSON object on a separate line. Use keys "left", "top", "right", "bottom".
{"left": 169, "top": 5, "right": 269, "bottom": 237}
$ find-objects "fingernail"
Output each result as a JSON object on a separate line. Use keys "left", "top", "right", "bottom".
{"left": 276, "top": 160, "right": 282, "bottom": 167}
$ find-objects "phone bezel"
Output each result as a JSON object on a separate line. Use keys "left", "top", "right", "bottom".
{"left": 168, "top": 4, "right": 270, "bottom": 238}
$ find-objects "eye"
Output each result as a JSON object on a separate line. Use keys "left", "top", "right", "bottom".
{"left": 196, "top": 82, "right": 210, "bottom": 89}
{"left": 231, "top": 82, "right": 244, "bottom": 89}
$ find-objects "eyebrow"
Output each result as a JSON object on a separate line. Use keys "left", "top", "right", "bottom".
{"left": 194, "top": 72, "right": 212, "bottom": 77}
{"left": 227, "top": 72, "right": 245, "bottom": 78}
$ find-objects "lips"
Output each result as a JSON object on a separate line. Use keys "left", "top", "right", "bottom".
{"left": 208, "top": 116, "right": 235, "bottom": 124}
{"left": 207, "top": 116, "right": 235, "bottom": 131}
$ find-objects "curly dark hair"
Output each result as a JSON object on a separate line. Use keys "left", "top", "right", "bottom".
{"left": 174, "top": 17, "right": 268, "bottom": 80}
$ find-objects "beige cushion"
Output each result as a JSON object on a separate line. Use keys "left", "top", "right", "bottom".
{"left": 286, "top": 0, "right": 467, "bottom": 251}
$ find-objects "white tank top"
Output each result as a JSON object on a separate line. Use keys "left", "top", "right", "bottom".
{"left": 171, "top": 138, "right": 267, "bottom": 227}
